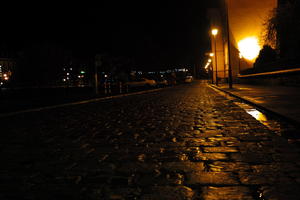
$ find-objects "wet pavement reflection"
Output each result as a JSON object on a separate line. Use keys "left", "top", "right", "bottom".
{"left": 212, "top": 85, "right": 300, "bottom": 145}
{"left": 1, "top": 82, "right": 300, "bottom": 199}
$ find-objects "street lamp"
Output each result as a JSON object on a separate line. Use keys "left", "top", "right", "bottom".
{"left": 205, "top": 59, "right": 213, "bottom": 83}
{"left": 208, "top": 53, "right": 214, "bottom": 84}
{"left": 212, "top": 29, "right": 218, "bottom": 36}
{"left": 211, "top": 28, "right": 218, "bottom": 86}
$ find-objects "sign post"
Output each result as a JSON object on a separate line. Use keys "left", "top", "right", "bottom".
{"left": 95, "top": 54, "right": 103, "bottom": 95}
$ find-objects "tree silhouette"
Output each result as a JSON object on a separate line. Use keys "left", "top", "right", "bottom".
{"left": 253, "top": 45, "right": 277, "bottom": 69}
{"left": 264, "top": 0, "right": 300, "bottom": 59}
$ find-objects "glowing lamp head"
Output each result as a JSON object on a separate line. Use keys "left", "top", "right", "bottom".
{"left": 208, "top": 59, "right": 212, "bottom": 63}
{"left": 238, "top": 37, "right": 260, "bottom": 61}
{"left": 209, "top": 53, "right": 214, "bottom": 57}
{"left": 211, "top": 29, "right": 218, "bottom": 36}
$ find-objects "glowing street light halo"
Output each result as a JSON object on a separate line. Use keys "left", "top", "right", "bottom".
{"left": 238, "top": 37, "right": 261, "bottom": 61}
{"left": 211, "top": 28, "right": 218, "bottom": 36}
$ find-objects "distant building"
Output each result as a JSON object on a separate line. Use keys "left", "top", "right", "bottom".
{"left": 207, "top": 0, "right": 277, "bottom": 82}
{"left": 0, "top": 57, "right": 15, "bottom": 83}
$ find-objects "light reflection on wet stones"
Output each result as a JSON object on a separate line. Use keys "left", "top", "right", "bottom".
{"left": 191, "top": 152, "right": 229, "bottom": 161}
{"left": 141, "top": 186, "right": 195, "bottom": 200}
{"left": 2, "top": 83, "right": 300, "bottom": 199}
{"left": 208, "top": 162, "right": 251, "bottom": 172}
{"left": 201, "top": 186, "right": 254, "bottom": 200}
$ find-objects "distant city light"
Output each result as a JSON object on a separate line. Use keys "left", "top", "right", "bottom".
{"left": 176, "top": 68, "right": 187, "bottom": 72}
{"left": 104, "top": 74, "right": 108, "bottom": 78}
{"left": 66, "top": 73, "right": 70, "bottom": 76}
{"left": 63, "top": 78, "right": 66, "bottom": 82}
{"left": 70, "top": 68, "right": 73, "bottom": 71}
{"left": 80, "top": 71, "right": 85, "bottom": 74}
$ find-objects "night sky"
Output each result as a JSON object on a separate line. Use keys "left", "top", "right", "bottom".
{"left": 2, "top": 1, "right": 219, "bottom": 68}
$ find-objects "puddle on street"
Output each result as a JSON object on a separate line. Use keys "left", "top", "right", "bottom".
{"left": 211, "top": 86, "right": 300, "bottom": 143}
{"left": 233, "top": 101, "right": 272, "bottom": 129}
{"left": 236, "top": 100, "right": 300, "bottom": 144}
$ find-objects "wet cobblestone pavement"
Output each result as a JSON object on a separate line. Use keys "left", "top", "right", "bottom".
{"left": 1, "top": 82, "right": 300, "bottom": 200}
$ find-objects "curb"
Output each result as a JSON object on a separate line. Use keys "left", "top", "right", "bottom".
{"left": 209, "top": 84, "right": 300, "bottom": 128}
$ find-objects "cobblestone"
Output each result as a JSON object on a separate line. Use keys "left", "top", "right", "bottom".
{"left": 1, "top": 82, "right": 300, "bottom": 199}
{"left": 201, "top": 186, "right": 254, "bottom": 200}
{"left": 186, "top": 172, "right": 239, "bottom": 185}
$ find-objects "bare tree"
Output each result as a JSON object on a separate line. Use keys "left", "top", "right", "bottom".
{"left": 264, "top": 0, "right": 300, "bottom": 58}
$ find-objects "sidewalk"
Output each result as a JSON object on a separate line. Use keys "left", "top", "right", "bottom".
{"left": 213, "top": 83, "right": 300, "bottom": 125}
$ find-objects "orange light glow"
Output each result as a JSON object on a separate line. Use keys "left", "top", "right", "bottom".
{"left": 238, "top": 37, "right": 260, "bottom": 61}
{"left": 211, "top": 29, "right": 218, "bottom": 36}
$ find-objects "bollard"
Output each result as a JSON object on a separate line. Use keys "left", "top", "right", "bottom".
{"left": 108, "top": 82, "right": 111, "bottom": 94}
{"left": 104, "top": 81, "right": 107, "bottom": 94}
{"left": 119, "top": 82, "right": 122, "bottom": 94}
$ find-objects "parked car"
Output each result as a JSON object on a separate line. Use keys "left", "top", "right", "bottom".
{"left": 184, "top": 76, "right": 193, "bottom": 83}
{"left": 155, "top": 78, "right": 168, "bottom": 87}
{"left": 125, "top": 78, "right": 156, "bottom": 87}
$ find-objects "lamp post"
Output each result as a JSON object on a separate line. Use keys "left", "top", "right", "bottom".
{"left": 209, "top": 53, "right": 214, "bottom": 84}
{"left": 208, "top": 58, "right": 212, "bottom": 84}
{"left": 225, "top": 0, "right": 233, "bottom": 88}
{"left": 211, "top": 28, "right": 218, "bottom": 86}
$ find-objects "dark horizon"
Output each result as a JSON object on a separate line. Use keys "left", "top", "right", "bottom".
{"left": 1, "top": 1, "right": 219, "bottom": 68}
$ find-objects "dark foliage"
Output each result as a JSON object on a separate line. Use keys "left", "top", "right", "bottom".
{"left": 253, "top": 45, "right": 277, "bottom": 69}
{"left": 264, "top": 0, "right": 300, "bottom": 58}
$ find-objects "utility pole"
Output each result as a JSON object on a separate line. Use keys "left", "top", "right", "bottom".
{"left": 226, "top": 0, "right": 233, "bottom": 88}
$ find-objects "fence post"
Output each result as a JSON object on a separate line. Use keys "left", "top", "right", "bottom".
{"left": 108, "top": 82, "right": 111, "bottom": 94}
{"left": 104, "top": 81, "right": 107, "bottom": 94}
{"left": 119, "top": 82, "right": 122, "bottom": 93}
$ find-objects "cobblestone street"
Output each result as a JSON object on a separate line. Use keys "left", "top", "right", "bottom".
{"left": 1, "top": 82, "right": 300, "bottom": 200}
